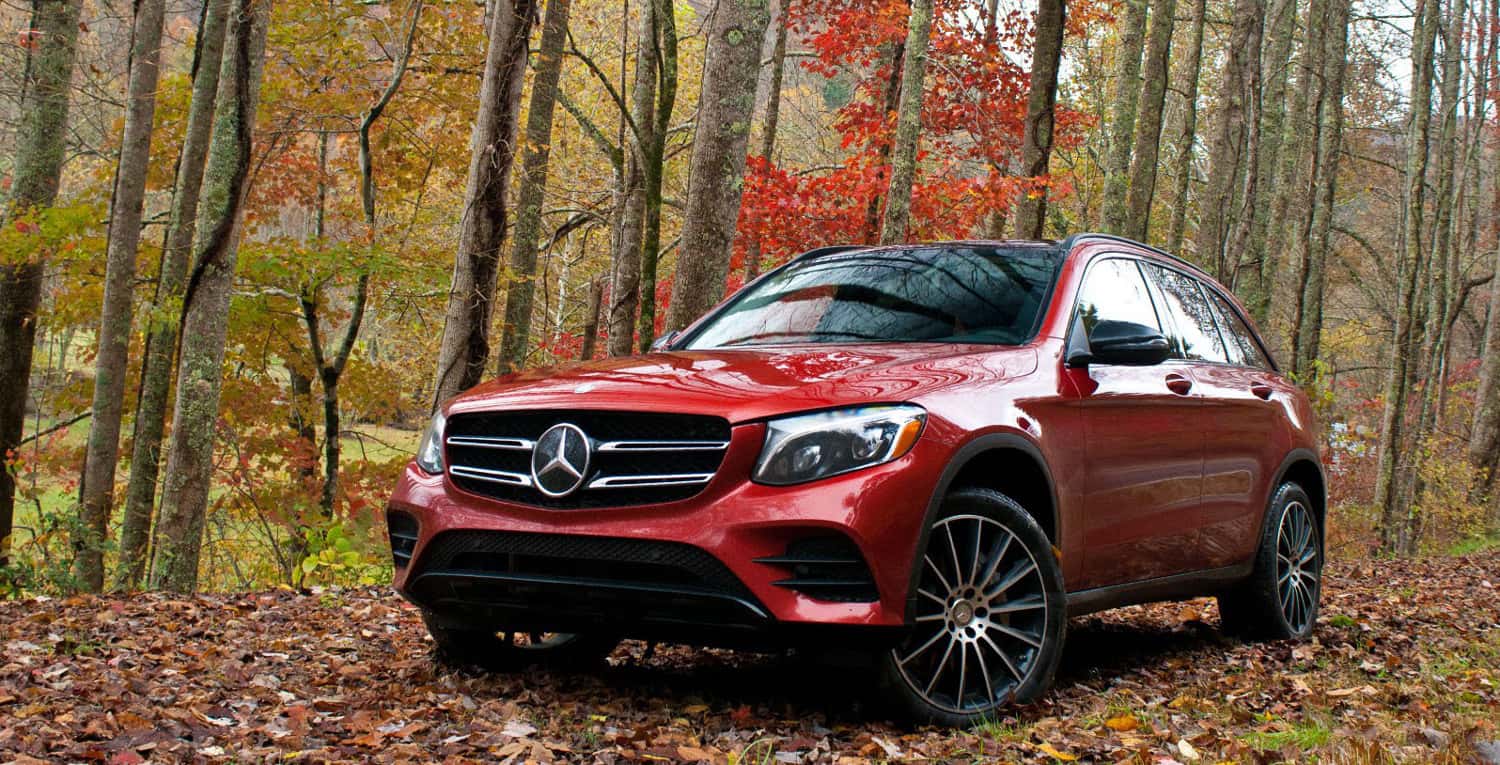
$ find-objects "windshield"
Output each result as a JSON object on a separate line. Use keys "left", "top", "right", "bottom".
{"left": 682, "top": 245, "right": 1062, "bottom": 349}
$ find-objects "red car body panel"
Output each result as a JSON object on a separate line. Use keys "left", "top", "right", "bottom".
{"left": 388, "top": 236, "right": 1321, "bottom": 632}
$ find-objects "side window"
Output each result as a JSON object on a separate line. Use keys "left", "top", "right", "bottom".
{"left": 1143, "top": 264, "right": 1229, "bottom": 363}
{"left": 1205, "top": 288, "right": 1273, "bottom": 370}
{"left": 1075, "top": 258, "right": 1162, "bottom": 340}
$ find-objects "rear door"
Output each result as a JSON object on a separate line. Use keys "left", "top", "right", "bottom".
{"left": 1197, "top": 286, "right": 1287, "bottom": 567}
{"left": 1140, "top": 263, "right": 1279, "bottom": 571}
{"left": 1073, "top": 257, "right": 1206, "bottom": 588}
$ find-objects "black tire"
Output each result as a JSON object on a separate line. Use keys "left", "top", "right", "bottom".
{"left": 423, "top": 612, "right": 620, "bottom": 672}
{"left": 1218, "top": 482, "right": 1322, "bottom": 641}
{"left": 880, "top": 488, "right": 1067, "bottom": 725}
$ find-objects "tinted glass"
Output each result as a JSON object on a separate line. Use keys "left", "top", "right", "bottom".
{"left": 683, "top": 246, "right": 1061, "bottom": 348}
{"left": 1144, "top": 264, "right": 1229, "bottom": 363}
{"left": 1075, "top": 258, "right": 1161, "bottom": 339}
{"left": 1206, "top": 289, "right": 1273, "bottom": 369}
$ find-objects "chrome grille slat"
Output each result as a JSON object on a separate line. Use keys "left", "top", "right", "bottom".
{"left": 450, "top": 464, "right": 532, "bottom": 487}
{"left": 597, "top": 439, "right": 729, "bottom": 452}
{"left": 446, "top": 435, "right": 534, "bottom": 451}
{"left": 587, "top": 473, "right": 715, "bottom": 489}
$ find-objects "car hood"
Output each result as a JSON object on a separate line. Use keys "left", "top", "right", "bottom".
{"left": 446, "top": 343, "right": 1038, "bottom": 424}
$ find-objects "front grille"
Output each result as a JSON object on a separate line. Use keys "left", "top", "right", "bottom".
{"left": 407, "top": 530, "right": 768, "bottom": 626}
{"left": 444, "top": 410, "right": 731, "bottom": 508}
{"left": 418, "top": 530, "right": 755, "bottom": 600}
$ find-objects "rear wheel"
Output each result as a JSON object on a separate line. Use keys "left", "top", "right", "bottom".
{"left": 881, "top": 488, "right": 1066, "bottom": 725}
{"left": 423, "top": 613, "right": 620, "bottom": 672}
{"left": 1218, "top": 482, "right": 1322, "bottom": 640}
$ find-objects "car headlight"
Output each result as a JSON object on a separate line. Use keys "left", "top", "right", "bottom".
{"left": 415, "top": 412, "right": 446, "bottom": 474}
{"left": 753, "top": 405, "right": 926, "bottom": 485}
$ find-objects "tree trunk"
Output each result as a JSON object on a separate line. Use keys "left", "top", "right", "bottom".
{"left": 1262, "top": 0, "right": 1326, "bottom": 333}
{"left": 498, "top": 0, "right": 570, "bottom": 372}
{"left": 1194, "top": 0, "right": 1264, "bottom": 278}
{"left": 1402, "top": 0, "right": 1466, "bottom": 554}
{"left": 1121, "top": 0, "right": 1177, "bottom": 241}
{"left": 1011, "top": 0, "right": 1066, "bottom": 240}
{"left": 635, "top": 0, "right": 678, "bottom": 351}
{"left": 1101, "top": 0, "right": 1149, "bottom": 233}
{"left": 580, "top": 274, "right": 605, "bottom": 359}
{"left": 74, "top": 0, "right": 170, "bottom": 592}
{"left": 1291, "top": 0, "right": 1348, "bottom": 376}
{"left": 607, "top": 1, "right": 655, "bottom": 357}
{"left": 115, "top": 0, "right": 230, "bottom": 590}
{"left": 863, "top": 41, "right": 905, "bottom": 242}
{"left": 878, "top": 0, "right": 934, "bottom": 244}
{"left": 1164, "top": 0, "right": 1207, "bottom": 254}
{"left": 0, "top": 0, "right": 84, "bottom": 572}
{"left": 149, "top": 0, "right": 271, "bottom": 592}
{"left": 744, "top": 0, "right": 790, "bottom": 280}
{"left": 663, "top": 0, "right": 773, "bottom": 330}
{"left": 1374, "top": 0, "right": 1440, "bottom": 555}
{"left": 431, "top": 0, "right": 537, "bottom": 405}
{"left": 1239, "top": 0, "right": 1296, "bottom": 314}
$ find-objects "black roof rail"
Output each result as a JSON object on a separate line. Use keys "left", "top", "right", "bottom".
{"left": 1060, "top": 232, "right": 1207, "bottom": 275}
{"left": 789, "top": 244, "right": 872, "bottom": 262}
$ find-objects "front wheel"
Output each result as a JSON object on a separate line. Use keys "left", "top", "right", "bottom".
{"left": 881, "top": 488, "right": 1067, "bottom": 725}
{"left": 424, "top": 613, "right": 620, "bottom": 672}
{"left": 1218, "top": 482, "right": 1322, "bottom": 640}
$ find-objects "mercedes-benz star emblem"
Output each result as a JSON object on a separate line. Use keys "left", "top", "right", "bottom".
{"left": 531, "top": 423, "right": 591, "bottom": 497}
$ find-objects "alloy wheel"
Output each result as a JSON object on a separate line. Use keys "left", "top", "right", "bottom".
{"left": 893, "top": 514, "right": 1050, "bottom": 715}
{"left": 1276, "top": 500, "right": 1319, "bottom": 633}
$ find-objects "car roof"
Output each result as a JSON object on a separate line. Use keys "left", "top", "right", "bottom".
{"left": 788, "top": 234, "right": 1205, "bottom": 275}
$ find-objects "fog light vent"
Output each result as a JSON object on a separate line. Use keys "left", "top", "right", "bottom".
{"left": 387, "top": 509, "right": 419, "bottom": 568}
{"left": 754, "top": 535, "right": 878, "bottom": 603}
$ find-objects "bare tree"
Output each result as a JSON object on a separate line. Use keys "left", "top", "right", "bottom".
{"left": 1012, "top": 0, "right": 1066, "bottom": 239}
{"left": 150, "top": 0, "right": 272, "bottom": 592}
{"left": 431, "top": 0, "right": 538, "bottom": 404}
{"left": 1101, "top": 0, "right": 1148, "bottom": 233}
{"left": 1121, "top": 0, "right": 1177, "bottom": 240}
{"left": 635, "top": 0, "right": 678, "bottom": 351}
{"left": 607, "top": 0, "right": 654, "bottom": 356}
{"left": 116, "top": 0, "right": 231, "bottom": 590}
{"left": 879, "top": 0, "right": 935, "bottom": 244}
{"left": 498, "top": 0, "right": 571, "bottom": 371}
{"left": 663, "top": 0, "right": 773, "bottom": 331}
{"left": 74, "top": 0, "right": 170, "bottom": 591}
{"left": 0, "top": 0, "right": 84, "bottom": 572}
{"left": 1194, "top": 0, "right": 1265, "bottom": 277}
{"left": 1374, "top": 0, "right": 1441, "bottom": 554}
{"left": 1164, "top": 0, "right": 1208, "bottom": 253}
{"left": 743, "top": 0, "right": 790, "bottom": 280}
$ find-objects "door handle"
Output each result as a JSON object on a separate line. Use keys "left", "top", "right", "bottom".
{"left": 1250, "top": 382, "right": 1274, "bottom": 400}
{"left": 1165, "top": 373, "right": 1193, "bottom": 395}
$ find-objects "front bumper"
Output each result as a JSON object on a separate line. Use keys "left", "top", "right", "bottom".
{"left": 387, "top": 420, "right": 946, "bottom": 644}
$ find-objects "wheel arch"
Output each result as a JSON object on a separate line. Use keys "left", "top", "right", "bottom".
{"left": 904, "top": 433, "right": 1060, "bottom": 622}
{"left": 1273, "top": 449, "right": 1327, "bottom": 529}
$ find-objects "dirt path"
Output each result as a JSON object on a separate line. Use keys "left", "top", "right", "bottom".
{"left": 2, "top": 553, "right": 1497, "bottom": 763}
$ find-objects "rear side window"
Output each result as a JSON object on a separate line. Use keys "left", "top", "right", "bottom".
{"left": 1143, "top": 263, "right": 1228, "bottom": 363}
{"left": 1205, "top": 289, "right": 1273, "bottom": 370}
{"left": 1075, "top": 258, "right": 1162, "bottom": 340}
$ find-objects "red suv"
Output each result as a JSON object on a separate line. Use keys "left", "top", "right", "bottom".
{"left": 387, "top": 234, "right": 1324, "bottom": 724}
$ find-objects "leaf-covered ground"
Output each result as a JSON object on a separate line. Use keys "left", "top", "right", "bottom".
{"left": 2, "top": 553, "right": 1497, "bottom": 764}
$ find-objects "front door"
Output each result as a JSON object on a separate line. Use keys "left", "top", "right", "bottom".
{"left": 1071, "top": 257, "right": 1206, "bottom": 589}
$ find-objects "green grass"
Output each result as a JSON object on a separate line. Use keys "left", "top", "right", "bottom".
{"left": 1447, "top": 530, "right": 1500, "bottom": 556}
{"left": 1242, "top": 719, "right": 1332, "bottom": 751}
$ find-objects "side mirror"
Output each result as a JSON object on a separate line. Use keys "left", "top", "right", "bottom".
{"left": 1069, "top": 320, "right": 1171, "bottom": 366}
{"left": 650, "top": 330, "right": 680, "bottom": 352}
